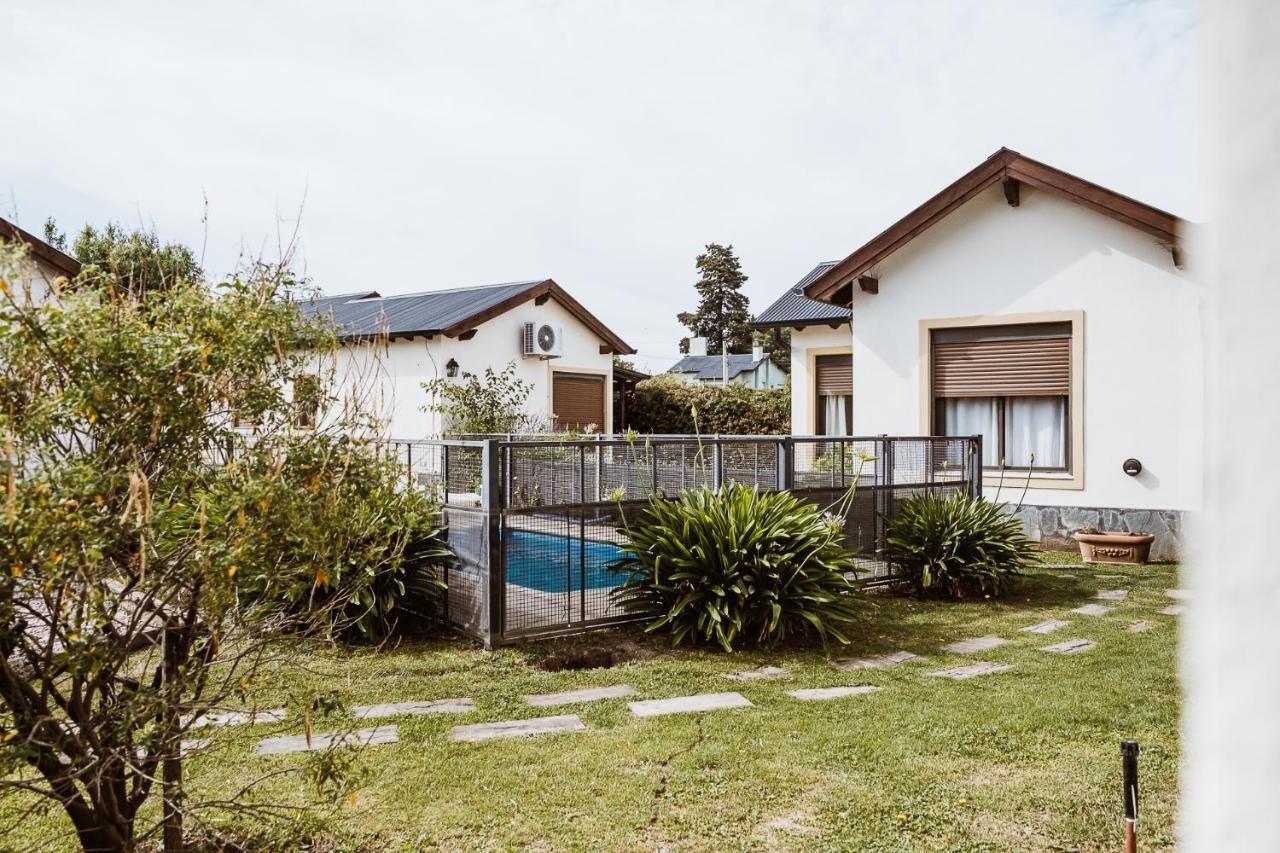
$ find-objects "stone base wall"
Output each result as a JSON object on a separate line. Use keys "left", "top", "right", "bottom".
{"left": 1007, "top": 504, "right": 1185, "bottom": 562}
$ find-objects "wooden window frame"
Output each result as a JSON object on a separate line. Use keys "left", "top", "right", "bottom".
{"left": 919, "top": 311, "right": 1084, "bottom": 491}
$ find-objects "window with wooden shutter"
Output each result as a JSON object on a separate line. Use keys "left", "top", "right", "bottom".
{"left": 931, "top": 322, "right": 1073, "bottom": 471}
{"left": 552, "top": 372, "right": 606, "bottom": 432}
{"left": 814, "top": 354, "right": 852, "bottom": 396}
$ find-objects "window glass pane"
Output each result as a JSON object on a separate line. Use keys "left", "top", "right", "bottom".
{"left": 943, "top": 397, "right": 998, "bottom": 466}
{"left": 1004, "top": 396, "right": 1067, "bottom": 468}
{"left": 820, "top": 395, "right": 850, "bottom": 436}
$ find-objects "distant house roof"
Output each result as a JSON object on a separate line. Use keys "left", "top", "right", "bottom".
{"left": 300, "top": 278, "right": 634, "bottom": 354}
{"left": 803, "top": 147, "right": 1187, "bottom": 306}
{"left": 666, "top": 353, "right": 775, "bottom": 381}
{"left": 0, "top": 217, "right": 81, "bottom": 277}
{"left": 751, "top": 261, "right": 851, "bottom": 329}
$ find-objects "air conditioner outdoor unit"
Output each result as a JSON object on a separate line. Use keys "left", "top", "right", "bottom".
{"left": 521, "top": 321, "right": 564, "bottom": 359}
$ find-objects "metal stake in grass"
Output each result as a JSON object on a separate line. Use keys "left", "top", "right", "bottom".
{"left": 1122, "top": 740, "right": 1139, "bottom": 853}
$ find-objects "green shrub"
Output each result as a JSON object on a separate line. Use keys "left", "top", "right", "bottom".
{"left": 611, "top": 483, "right": 863, "bottom": 651}
{"left": 880, "top": 492, "right": 1037, "bottom": 599}
{"left": 626, "top": 374, "right": 789, "bottom": 434}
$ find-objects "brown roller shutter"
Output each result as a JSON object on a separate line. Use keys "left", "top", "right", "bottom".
{"left": 552, "top": 372, "right": 606, "bottom": 431}
{"left": 814, "top": 354, "right": 852, "bottom": 396}
{"left": 933, "top": 331, "right": 1070, "bottom": 398}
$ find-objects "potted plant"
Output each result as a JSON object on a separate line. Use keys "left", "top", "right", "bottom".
{"left": 1073, "top": 528, "right": 1156, "bottom": 565}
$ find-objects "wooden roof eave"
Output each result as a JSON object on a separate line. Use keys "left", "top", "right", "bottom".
{"left": 440, "top": 278, "right": 635, "bottom": 355}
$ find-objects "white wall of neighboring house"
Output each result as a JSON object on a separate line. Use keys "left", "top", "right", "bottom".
{"left": 836, "top": 181, "right": 1201, "bottom": 514}
{"left": 319, "top": 295, "right": 615, "bottom": 439}
{"left": 789, "top": 323, "right": 852, "bottom": 434}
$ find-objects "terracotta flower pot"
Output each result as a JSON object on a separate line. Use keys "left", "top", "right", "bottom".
{"left": 1073, "top": 531, "right": 1156, "bottom": 565}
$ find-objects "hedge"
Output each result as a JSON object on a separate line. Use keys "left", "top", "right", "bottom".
{"left": 626, "top": 375, "right": 789, "bottom": 435}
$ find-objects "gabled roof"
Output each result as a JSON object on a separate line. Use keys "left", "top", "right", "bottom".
{"left": 751, "top": 261, "right": 850, "bottom": 329}
{"left": 0, "top": 217, "right": 81, "bottom": 277}
{"left": 666, "top": 353, "right": 774, "bottom": 381}
{"left": 803, "top": 148, "right": 1186, "bottom": 306}
{"left": 301, "top": 278, "right": 634, "bottom": 354}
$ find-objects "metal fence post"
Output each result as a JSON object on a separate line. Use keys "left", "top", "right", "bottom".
{"left": 777, "top": 437, "right": 795, "bottom": 492}
{"left": 405, "top": 442, "right": 413, "bottom": 488}
{"left": 481, "top": 439, "right": 503, "bottom": 650}
{"left": 712, "top": 435, "right": 723, "bottom": 491}
{"left": 594, "top": 434, "right": 604, "bottom": 503}
{"left": 970, "top": 434, "right": 984, "bottom": 500}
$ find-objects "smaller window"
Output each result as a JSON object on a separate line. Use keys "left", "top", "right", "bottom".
{"left": 814, "top": 354, "right": 852, "bottom": 436}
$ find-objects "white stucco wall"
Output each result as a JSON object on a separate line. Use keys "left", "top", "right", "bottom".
{"left": 319, "top": 294, "right": 615, "bottom": 439}
{"left": 789, "top": 323, "right": 853, "bottom": 434}
{"left": 826, "top": 181, "right": 1200, "bottom": 512}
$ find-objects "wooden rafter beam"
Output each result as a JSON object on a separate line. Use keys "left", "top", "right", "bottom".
{"left": 858, "top": 275, "right": 879, "bottom": 294}
{"left": 1003, "top": 177, "right": 1020, "bottom": 207}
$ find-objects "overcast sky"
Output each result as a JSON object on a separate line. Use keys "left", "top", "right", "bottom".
{"left": 3, "top": 0, "right": 1195, "bottom": 372}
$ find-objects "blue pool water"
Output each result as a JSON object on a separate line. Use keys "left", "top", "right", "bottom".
{"left": 503, "top": 529, "right": 628, "bottom": 593}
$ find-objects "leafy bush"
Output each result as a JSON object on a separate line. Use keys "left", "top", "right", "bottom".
{"left": 212, "top": 435, "right": 454, "bottom": 639}
{"left": 612, "top": 483, "right": 863, "bottom": 651}
{"left": 625, "top": 374, "right": 789, "bottom": 434}
{"left": 421, "top": 360, "right": 540, "bottom": 435}
{"left": 881, "top": 492, "right": 1037, "bottom": 598}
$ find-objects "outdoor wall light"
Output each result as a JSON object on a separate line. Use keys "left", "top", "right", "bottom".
{"left": 1123, "top": 458, "right": 1143, "bottom": 476}
{"left": 445, "top": 358, "right": 459, "bottom": 378}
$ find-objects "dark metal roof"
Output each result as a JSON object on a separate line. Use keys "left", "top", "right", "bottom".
{"left": 666, "top": 354, "right": 766, "bottom": 381}
{"left": 300, "top": 280, "right": 548, "bottom": 339}
{"left": 613, "top": 364, "right": 650, "bottom": 383}
{"left": 751, "top": 261, "right": 850, "bottom": 328}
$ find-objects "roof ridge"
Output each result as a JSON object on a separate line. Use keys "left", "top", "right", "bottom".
{"left": 336, "top": 280, "right": 546, "bottom": 303}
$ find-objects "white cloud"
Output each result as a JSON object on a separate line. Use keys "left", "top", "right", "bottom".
{"left": 1, "top": 0, "right": 1194, "bottom": 372}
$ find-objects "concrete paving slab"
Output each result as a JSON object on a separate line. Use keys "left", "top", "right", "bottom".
{"left": 524, "top": 685, "right": 636, "bottom": 707}
{"left": 942, "top": 636, "right": 1009, "bottom": 655}
{"left": 1159, "top": 604, "right": 1185, "bottom": 616}
{"left": 1021, "top": 619, "right": 1069, "bottom": 634}
{"left": 451, "top": 715, "right": 586, "bottom": 742}
{"left": 1040, "top": 638, "right": 1096, "bottom": 654}
{"left": 629, "top": 692, "right": 753, "bottom": 718}
{"left": 255, "top": 725, "right": 399, "bottom": 756}
{"left": 928, "top": 662, "right": 1013, "bottom": 680}
{"left": 786, "top": 686, "right": 881, "bottom": 701}
{"left": 185, "top": 708, "right": 285, "bottom": 729}
{"left": 1166, "top": 589, "right": 1191, "bottom": 600}
{"left": 1128, "top": 620, "right": 1156, "bottom": 633}
{"left": 1072, "top": 604, "right": 1113, "bottom": 616}
{"left": 1096, "top": 589, "right": 1129, "bottom": 601}
{"left": 829, "top": 651, "right": 919, "bottom": 671}
{"left": 352, "top": 699, "right": 475, "bottom": 719}
{"left": 725, "top": 666, "right": 788, "bottom": 682}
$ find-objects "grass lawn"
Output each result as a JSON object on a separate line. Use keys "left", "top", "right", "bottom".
{"left": 3, "top": 554, "right": 1182, "bottom": 851}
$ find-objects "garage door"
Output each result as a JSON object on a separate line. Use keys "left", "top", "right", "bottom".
{"left": 552, "top": 372, "right": 606, "bottom": 432}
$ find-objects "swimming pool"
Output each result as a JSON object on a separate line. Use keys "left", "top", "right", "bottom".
{"left": 503, "top": 528, "right": 628, "bottom": 593}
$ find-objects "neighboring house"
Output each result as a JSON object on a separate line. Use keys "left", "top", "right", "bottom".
{"left": 665, "top": 341, "right": 788, "bottom": 389}
{"left": 303, "top": 279, "right": 633, "bottom": 438}
{"left": 0, "top": 217, "right": 81, "bottom": 297}
{"left": 754, "top": 148, "right": 1197, "bottom": 558}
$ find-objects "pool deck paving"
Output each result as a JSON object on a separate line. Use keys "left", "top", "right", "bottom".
{"left": 829, "top": 651, "right": 919, "bottom": 671}
{"left": 629, "top": 692, "right": 753, "bottom": 718}
{"left": 786, "top": 686, "right": 881, "bottom": 701}
{"left": 941, "top": 636, "right": 1009, "bottom": 655}
{"left": 524, "top": 685, "right": 636, "bottom": 707}
{"left": 451, "top": 715, "right": 587, "bottom": 742}
{"left": 1039, "top": 638, "right": 1096, "bottom": 654}
{"left": 1021, "top": 619, "right": 1070, "bottom": 634}
{"left": 256, "top": 725, "right": 399, "bottom": 756}
{"left": 353, "top": 699, "right": 475, "bottom": 719}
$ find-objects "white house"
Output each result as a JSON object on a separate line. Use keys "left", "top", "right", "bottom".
{"left": 0, "top": 217, "right": 81, "bottom": 298}
{"left": 303, "top": 279, "right": 633, "bottom": 438}
{"left": 664, "top": 340, "right": 788, "bottom": 389}
{"left": 755, "top": 148, "right": 1197, "bottom": 558}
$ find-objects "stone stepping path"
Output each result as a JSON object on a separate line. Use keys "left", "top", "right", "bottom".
{"left": 1021, "top": 619, "right": 1069, "bottom": 634}
{"left": 353, "top": 698, "right": 475, "bottom": 719}
{"left": 524, "top": 685, "right": 636, "bottom": 707}
{"left": 1096, "top": 574, "right": 1126, "bottom": 579}
{"left": 830, "top": 651, "right": 918, "bottom": 671}
{"left": 1096, "top": 589, "right": 1129, "bottom": 601}
{"left": 451, "top": 715, "right": 586, "bottom": 742}
{"left": 185, "top": 708, "right": 286, "bottom": 729}
{"left": 928, "top": 661, "right": 1012, "bottom": 681}
{"left": 1166, "top": 589, "right": 1191, "bottom": 600}
{"left": 629, "top": 692, "right": 752, "bottom": 718}
{"left": 1159, "top": 604, "right": 1185, "bottom": 616}
{"left": 1072, "top": 604, "right": 1113, "bottom": 616}
{"left": 786, "top": 686, "right": 880, "bottom": 701}
{"left": 725, "top": 666, "right": 788, "bottom": 681}
{"left": 1128, "top": 620, "right": 1155, "bottom": 633}
{"left": 1040, "top": 638, "right": 1096, "bottom": 655}
{"left": 942, "top": 636, "right": 1009, "bottom": 655}
{"left": 256, "top": 725, "right": 399, "bottom": 756}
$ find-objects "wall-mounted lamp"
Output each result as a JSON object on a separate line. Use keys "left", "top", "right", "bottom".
{"left": 445, "top": 358, "right": 460, "bottom": 378}
{"left": 1123, "top": 458, "right": 1143, "bottom": 476}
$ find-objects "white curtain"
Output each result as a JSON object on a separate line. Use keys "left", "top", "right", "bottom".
{"left": 822, "top": 395, "right": 849, "bottom": 436}
{"left": 943, "top": 398, "right": 999, "bottom": 465}
{"left": 1004, "top": 396, "right": 1067, "bottom": 468}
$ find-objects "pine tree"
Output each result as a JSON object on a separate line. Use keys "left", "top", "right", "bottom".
{"left": 676, "top": 243, "right": 753, "bottom": 355}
